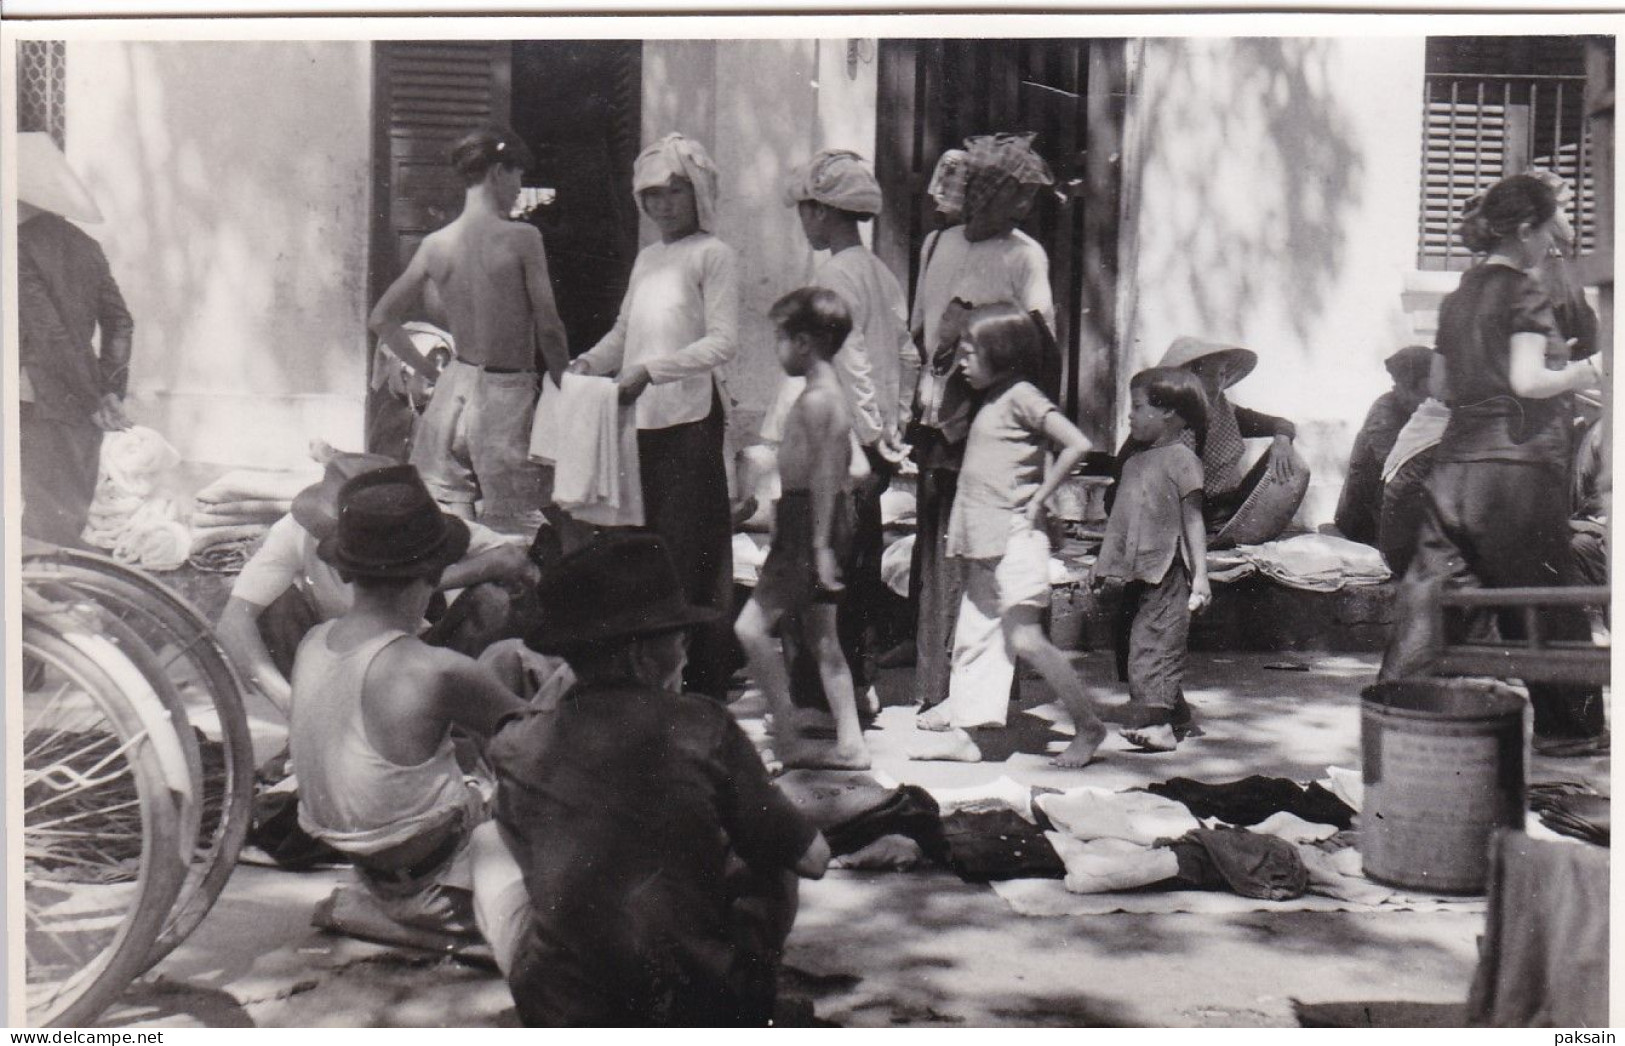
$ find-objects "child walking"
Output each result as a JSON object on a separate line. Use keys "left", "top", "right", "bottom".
{"left": 1091, "top": 367, "right": 1212, "bottom": 752}
{"left": 915, "top": 303, "right": 1106, "bottom": 767}
{"left": 735, "top": 288, "right": 871, "bottom": 771}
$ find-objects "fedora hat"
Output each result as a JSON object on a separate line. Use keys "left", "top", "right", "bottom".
{"left": 18, "top": 132, "right": 103, "bottom": 224}
{"left": 316, "top": 464, "right": 470, "bottom": 579}
{"left": 291, "top": 450, "right": 399, "bottom": 540}
{"left": 1158, "top": 336, "right": 1258, "bottom": 388}
{"left": 527, "top": 532, "right": 722, "bottom": 656}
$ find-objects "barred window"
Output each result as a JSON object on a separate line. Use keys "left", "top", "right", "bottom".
{"left": 17, "top": 40, "right": 66, "bottom": 148}
{"left": 1419, "top": 36, "right": 1595, "bottom": 270}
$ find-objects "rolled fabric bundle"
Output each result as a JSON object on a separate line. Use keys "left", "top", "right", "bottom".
{"left": 190, "top": 505, "right": 289, "bottom": 529}
{"left": 190, "top": 521, "right": 270, "bottom": 554}
{"left": 193, "top": 468, "right": 322, "bottom": 506}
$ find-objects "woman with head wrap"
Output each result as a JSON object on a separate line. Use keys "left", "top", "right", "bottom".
{"left": 905, "top": 132, "right": 1058, "bottom": 715}
{"left": 569, "top": 133, "right": 741, "bottom": 699}
{"left": 768, "top": 149, "right": 918, "bottom": 726}
{"left": 1379, "top": 173, "right": 1607, "bottom": 757}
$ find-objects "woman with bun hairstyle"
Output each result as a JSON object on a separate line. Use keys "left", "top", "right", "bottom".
{"left": 1380, "top": 173, "right": 1608, "bottom": 757}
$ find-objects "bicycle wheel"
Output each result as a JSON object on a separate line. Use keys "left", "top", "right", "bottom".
{"left": 22, "top": 614, "right": 188, "bottom": 1027}
{"left": 23, "top": 550, "right": 256, "bottom": 967}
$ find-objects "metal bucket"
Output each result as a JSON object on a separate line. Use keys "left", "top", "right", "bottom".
{"left": 1361, "top": 679, "right": 1526, "bottom": 894}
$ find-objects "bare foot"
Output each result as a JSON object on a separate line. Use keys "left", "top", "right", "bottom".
{"left": 1121, "top": 724, "right": 1178, "bottom": 752}
{"left": 1051, "top": 723, "right": 1108, "bottom": 768}
{"left": 909, "top": 728, "right": 983, "bottom": 763}
{"left": 916, "top": 707, "right": 955, "bottom": 732}
{"left": 777, "top": 738, "right": 872, "bottom": 771}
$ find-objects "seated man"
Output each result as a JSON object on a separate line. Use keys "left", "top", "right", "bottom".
{"left": 487, "top": 533, "right": 830, "bottom": 1027}
{"left": 217, "top": 449, "right": 538, "bottom": 711}
{"left": 286, "top": 464, "right": 532, "bottom": 967}
{"left": 1334, "top": 345, "right": 1433, "bottom": 547}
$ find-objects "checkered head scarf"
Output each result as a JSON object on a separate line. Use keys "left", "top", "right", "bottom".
{"left": 782, "top": 149, "right": 884, "bottom": 216}
{"left": 960, "top": 132, "right": 1053, "bottom": 224}
{"left": 633, "top": 133, "right": 720, "bottom": 233}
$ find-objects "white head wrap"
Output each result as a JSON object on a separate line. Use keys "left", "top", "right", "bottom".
{"left": 18, "top": 132, "right": 103, "bottom": 223}
{"left": 781, "top": 149, "right": 883, "bottom": 216}
{"left": 632, "top": 133, "right": 720, "bottom": 233}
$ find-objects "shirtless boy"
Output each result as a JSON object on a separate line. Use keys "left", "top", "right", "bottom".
{"left": 369, "top": 126, "right": 568, "bottom": 536}
{"left": 735, "top": 288, "right": 870, "bottom": 771}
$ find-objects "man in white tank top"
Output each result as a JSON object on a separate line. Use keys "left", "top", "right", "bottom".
{"left": 287, "top": 464, "right": 532, "bottom": 972}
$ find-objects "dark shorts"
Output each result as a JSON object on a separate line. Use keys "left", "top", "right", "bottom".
{"left": 754, "top": 490, "right": 853, "bottom": 618}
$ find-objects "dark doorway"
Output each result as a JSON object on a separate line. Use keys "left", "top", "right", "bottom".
{"left": 874, "top": 39, "right": 1127, "bottom": 440}
{"left": 511, "top": 40, "right": 643, "bottom": 356}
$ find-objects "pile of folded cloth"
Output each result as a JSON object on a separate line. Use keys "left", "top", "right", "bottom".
{"left": 81, "top": 426, "right": 190, "bottom": 572}
{"left": 1527, "top": 782, "right": 1610, "bottom": 847}
{"left": 189, "top": 461, "right": 322, "bottom": 570}
{"left": 778, "top": 769, "right": 1388, "bottom": 903}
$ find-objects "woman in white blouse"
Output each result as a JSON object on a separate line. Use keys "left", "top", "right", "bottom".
{"left": 568, "top": 133, "right": 740, "bottom": 698}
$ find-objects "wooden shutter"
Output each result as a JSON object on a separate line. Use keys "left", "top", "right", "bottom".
{"left": 369, "top": 41, "right": 511, "bottom": 306}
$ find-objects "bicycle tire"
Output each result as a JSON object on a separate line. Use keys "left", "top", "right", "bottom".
{"left": 22, "top": 616, "right": 188, "bottom": 1028}
{"left": 23, "top": 551, "right": 256, "bottom": 967}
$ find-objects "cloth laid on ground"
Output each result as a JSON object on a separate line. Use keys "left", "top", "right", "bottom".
{"left": 991, "top": 874, "right": 1488, "bottom": 916}
{"left": 81, "top": 426, "right": 188, "bottom": 569}
{"left": 1045, "top": 834, "right": 1180, "bottom": 894}
{"left": 1034, "top": 787, "right": 1202, "bottom": 846}
{"left": 547, "top": 373, "right": 644, "bottom": 527}
{"left": 1319, "top": 766, "right": 1363, "bottom": 814}
{"left": 925, "top": 776, "right": 1037, "bottom": 823}
{"left": 1467, "top": 829, "right": 1610, "bottom": 1027}
{"left": 1247, "top": 811, "right": 1341, "bottom": 844}
{"left": 1164, "top": 828, "right": 1308, "bottom": 900}
{"left": 772, "top": 770, "right": 949, "bottom": 862}
{"left": 1233, "top": 533, "right": 1391, "bottom": 591}
{"left": 1527, "top": 785, "right": 1609, "bottom": 847}
{"left": 941, "top": 808, "right": 1065, "bottom": 882}
{"left": 1143, "top": 775, "right": 1357, "bottom": 831}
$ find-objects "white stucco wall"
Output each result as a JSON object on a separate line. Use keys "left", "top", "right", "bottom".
{"left": 66, "top": 40, "right": 373, "bottom": 469}
{"left": 641, "top": 38, "right": 879, "bottom": 448}
{"left": 1120, "top": 36, "right": 1428, "bottom": 526}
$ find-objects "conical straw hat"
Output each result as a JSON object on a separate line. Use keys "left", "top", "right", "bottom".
{"left": 1157, "top": 336, "right": 1258, "bottom": 388}
{"left": 17, "top": 132, "right": 103, "bottom": 223}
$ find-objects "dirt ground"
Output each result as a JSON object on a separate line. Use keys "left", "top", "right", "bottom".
{"left": 91, "top": 650, "right": 1607, "bottom": 1029}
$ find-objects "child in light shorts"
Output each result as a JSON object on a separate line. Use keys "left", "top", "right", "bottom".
{"left": 915, "top": 303, "right": 1107, "bottom": 767}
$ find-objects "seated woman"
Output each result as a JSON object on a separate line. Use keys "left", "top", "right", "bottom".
{"left": 1334, "top": 345, "right": 1434, "bottom": 547}
{"left": 1117, "top": 337, "right": 1307, "bottom": 546}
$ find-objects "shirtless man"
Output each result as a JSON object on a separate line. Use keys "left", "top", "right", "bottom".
{"left": 735, "top": 288, "right": 871, "bottom": 771}
{"left": 370, "top": 126, "right": 568, "bottom": 536}
{"left": 286, "top": 464, "right": 532, "bottom": 972}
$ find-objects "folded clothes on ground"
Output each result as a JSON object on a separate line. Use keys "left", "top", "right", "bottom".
{"left": 1047, "top": 834, "right": 1180, "bottom": 894}
{"left": 1035, "top": 787, "right": 1202, "bottom": 846}
{"left": 1166, "top": 827, "right": 1309, "bottom": 901}
{"left": 1144, "top": 775, "right": 1357, "bottom": 830}
{"left": 941, "top": 808, "right": 1065, "bottom": 882}
{"left": 926, "top": 776, "right": 1036, "bottom": 823}
{"left": 829, "top": 834, "right": 926, "bottom": 872}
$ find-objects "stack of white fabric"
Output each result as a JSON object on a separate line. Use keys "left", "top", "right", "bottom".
{"left": 190, "top": 465, "right": 320, "bottom": 556}
{"left": 81, "top": 427, "right": 190, "bottom": 571}
{"left": 1239, "top": 533, "right": 1391, "bottom": 592}
{"left": 534, "top": 373, "right": 643, "bottom": 527}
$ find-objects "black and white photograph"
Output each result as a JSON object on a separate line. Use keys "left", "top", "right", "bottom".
{"left": 3, "top": 9, "right": 1616, "bottom": 1030}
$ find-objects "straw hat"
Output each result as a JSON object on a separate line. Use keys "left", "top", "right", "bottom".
{"left": 1158, "top": 336, "right": 1258, "bottom": 388}
{"left": 17, "top": 132, "right": 103, "bottom": 224}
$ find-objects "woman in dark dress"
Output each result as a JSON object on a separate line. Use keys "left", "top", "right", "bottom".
{"left": 1379, "top": 173, "right": 1608, "bottom": 756}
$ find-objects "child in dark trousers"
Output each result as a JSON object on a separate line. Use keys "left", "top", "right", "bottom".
{"left": 735, "top": 288, "right": 871, "bottom": 771}
{"left": 1090, "top": 367, "right": 1212, "bottom": 752}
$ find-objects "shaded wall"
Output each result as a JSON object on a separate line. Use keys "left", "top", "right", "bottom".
{"left": 1120, "top": 37, "right": 1427, "bottom": 525}
{"left": 66, "top": 40, "right": 372, "bottom": 469}
{"left": 642, "top": 38, "right": 879, "bottom": 448}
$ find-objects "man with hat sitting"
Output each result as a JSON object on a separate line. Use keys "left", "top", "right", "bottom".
{"left": 218, "top": 447, "right": 537, "bottom": 714}
{"left": 1119, "top": 336, "right": 1308, "bottom": 546}
{"left": 486, "top": 533, "right": 830, "bottom": 1026}
{"left": 286, "top": 464, "right": 533, "bottom": 965}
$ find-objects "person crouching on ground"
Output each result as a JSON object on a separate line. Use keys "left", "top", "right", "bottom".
{"left": 486, "top": 533, "right": 830, "bottom": 1026}
{"left": 736, "top": 287, "right": 872, "bottom": 771}
{"left": 286, "top": 464, "right": 532, "bottom": 970}
{"left": 1090, "top": 367, "right": 1212, "bottom": 753}
{"left": 915, "top": 303, "right": 1106, "bottom": 767}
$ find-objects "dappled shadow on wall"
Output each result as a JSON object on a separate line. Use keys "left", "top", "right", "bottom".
{"left": 1135, "top": 38, "right": 1367, "bottom": 349}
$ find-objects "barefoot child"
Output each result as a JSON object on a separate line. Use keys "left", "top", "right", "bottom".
{"left": 735, "top": 288, "right": 871, "bottom": 771}
{"left": 1091, "top": 366, "right": 1212, "bottom": 752}
{"left": 915, "top": 303, "right": 1106, "bottom": 767}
